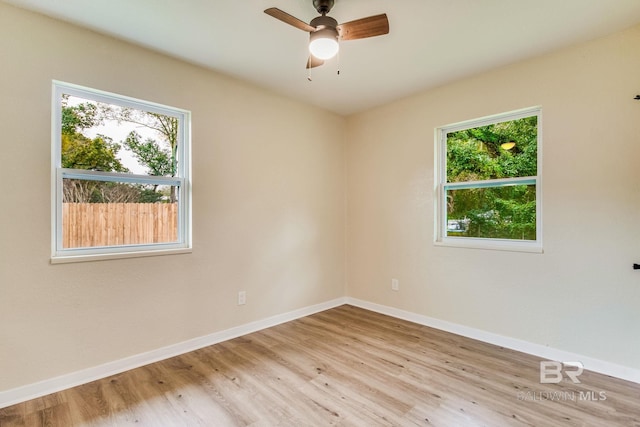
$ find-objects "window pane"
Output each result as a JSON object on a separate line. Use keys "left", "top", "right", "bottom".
{"left": 446, "top": 116, "right": 537, "bottom": 182}
{"left": 62, "top": 178, "right": 179, "bottom": 249}
{"left": 53, "top": 81, "right": 191, "bottom": 261}
{"left": 446, "top": 184, "right": 536, "bottom": 240}
{"left": 61, "top": 94, "right": 179, "bottom": 177}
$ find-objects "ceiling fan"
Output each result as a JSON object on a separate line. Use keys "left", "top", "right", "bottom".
{"left": 264, "top": 0, "right": 389, "bottom": 69}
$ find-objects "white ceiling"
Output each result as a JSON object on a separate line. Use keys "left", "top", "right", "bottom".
{"left": 5, "top": 0, "right": 640, "bottom": 115}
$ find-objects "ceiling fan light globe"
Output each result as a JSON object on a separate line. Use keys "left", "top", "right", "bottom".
{"left": 309, "top": 38, "right": 339, "bottom": 60}
{"left": 309, "top": 26, "right": 339, "bottom": 60}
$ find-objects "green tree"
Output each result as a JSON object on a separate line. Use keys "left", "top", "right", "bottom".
{"left": 103, "top": 106, "right": 179, "bottom": 202}
{"left": 61, "top": 98, "right": 180, "bottom": 203}
{"left": 61, "top": 133, "right": 128, "bottom": 172}
{"left": 123, "top": 131, "right": 174, "bottom": 177}
{"left": 115, "top": 108, "right": 178, "bottom": 175}
{"left": 61, "top": 99, "right": 142, "bottom": 203}
{"left": 446, "top": 116, "right": 537, "bottom": 240}
{"left": 61, "top": 98, "right": 128, "bottom": 172}
{"left": 61, "top": 100, "right": 99, "bottom": 134}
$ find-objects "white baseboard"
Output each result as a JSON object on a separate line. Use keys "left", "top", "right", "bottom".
{"left": 0, "top": 297, "right": 348, "bottom": 409}
{"left": 3, "top": 296, "right": 638, "bottom": 409}
{"left": 345, "top": 297, "right": 640, "bottom": 384}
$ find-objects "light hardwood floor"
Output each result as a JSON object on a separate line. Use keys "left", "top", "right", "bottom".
{"left": 1, "top": 305, "right": 639, "bottom": 426}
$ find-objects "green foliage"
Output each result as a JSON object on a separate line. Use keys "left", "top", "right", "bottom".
{"left": 61, "top": 101, "right": 139, "bottom": 203}
{"left": 124, "top": 131, "right": 174, "bottom": 177}
{"left": 60, "top": 97, "right": 180, "bottom": 203}
{"left": 104, "top": 106, "right": 179, "bottom": 202}
{"left": 447, "top": 116, "right": 537, "bottom": 181}
{"left": 107, "top": 107, "right": 178, "bottom": 176}
{"left": 61, "top": 100, "right": 128, "bottom": 172}
{"left": 61, "top": 98, "right": 100, "bottom": 134}
{"left": 446, "top": 116, "right": 538, "bottom": 240}
{"left": 61, "top": 133, "right": 128, "bottom": 172}
{"left": 138, "top": 188, "right": 166, "bottom": 203}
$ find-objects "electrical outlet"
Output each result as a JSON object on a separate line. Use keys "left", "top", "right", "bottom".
{"left": 238, "top": 291, "right": 246, "bottom": 305}
{"left": 391, "top": 279, "right": 399, "bottom": 291}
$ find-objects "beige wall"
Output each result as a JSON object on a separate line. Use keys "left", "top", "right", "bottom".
{"left": 347, "top": 24, "right": 640, "bottom": 369}
{"left": 0, "top": 3, "right": 345, "bottom": 392}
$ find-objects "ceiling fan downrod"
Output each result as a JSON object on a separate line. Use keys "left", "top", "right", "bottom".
{"left": 313, "top": 0, "right": 334, "bottom": 14}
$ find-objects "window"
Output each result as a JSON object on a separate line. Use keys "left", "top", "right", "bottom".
{"left": 435, "top": 107, "right": 541, "bottom": 252}
{"left": 51, "top": 81, "right": 191, "bottom": 263}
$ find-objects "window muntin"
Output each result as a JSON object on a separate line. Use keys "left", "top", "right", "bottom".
{"left": 52, "top": 81, "right": 191, "bottom": 262}
{"left": 436, "top": 108, "right": 541, "bottom": 251}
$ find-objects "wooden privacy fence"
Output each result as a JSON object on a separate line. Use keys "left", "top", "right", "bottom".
{"left": 63, "top": 203, "right": 178, "bottom": 248}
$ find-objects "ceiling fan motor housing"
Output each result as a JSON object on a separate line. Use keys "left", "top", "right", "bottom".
{"left": 310, "top": 15, "right": 338, "bottom": 30}
{"left": 310, "top": 15, "right": 339, "bottom": 42}
{"left": 313, "top": 0, "right": 335, "bottom": 14}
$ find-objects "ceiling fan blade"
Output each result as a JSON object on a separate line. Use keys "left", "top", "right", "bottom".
{"left": 306, "top": 56, "right": 325, "bottom": 69}
{"left": 264, "top": 8, "right": 315, "bottom": 32}
{"left": 338, "top": 14, "right": 389, "bottom": 41}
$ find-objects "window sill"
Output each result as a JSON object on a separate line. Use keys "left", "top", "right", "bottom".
{"left": 50, "top": 247, "right": 192, "bottom": 264}
{"left": 435, "top": 238, "right": 543, "bottom": 253}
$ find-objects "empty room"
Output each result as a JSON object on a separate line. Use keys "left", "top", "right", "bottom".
{"left": 1, "top": 0, "right": 640, "bottom": 425}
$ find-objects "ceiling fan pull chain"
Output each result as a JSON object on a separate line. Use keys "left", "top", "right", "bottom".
{"left": 307, "top": 57, "right": 313, "bottom": 81}
{"left": 336, "top": 46, "right": 340, "bottom": 75}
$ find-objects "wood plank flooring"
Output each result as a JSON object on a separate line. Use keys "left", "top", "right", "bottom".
{"left": 1, "top": 305, "right": 639, "bottom": 426}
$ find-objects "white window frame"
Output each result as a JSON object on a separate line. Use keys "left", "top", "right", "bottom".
{"left": 434, "top": 107, "right": 542, "bottom": 253}
{"left": 51, "top": 81, "right": 192, "bottom": 263}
